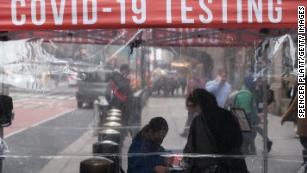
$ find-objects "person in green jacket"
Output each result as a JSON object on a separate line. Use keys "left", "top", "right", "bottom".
{"left": 235, "top": 83, "right": 258, "bottom": 155}
{"left": 235, "top": 75, "right": 273, "bottom": 154}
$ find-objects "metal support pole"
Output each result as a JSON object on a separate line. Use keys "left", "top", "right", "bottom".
{"left": 93, "top": 100, "right": 100, "bottom": 136}
{"left": 262, "top": 78, "right": 268, "bottom": 173}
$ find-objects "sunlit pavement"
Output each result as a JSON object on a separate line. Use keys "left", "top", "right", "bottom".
{"left": 6, "top": 96, "right": 302, "bottom": 173}
{"left": 5, "top": 94, "right": 76, "bottom": 137}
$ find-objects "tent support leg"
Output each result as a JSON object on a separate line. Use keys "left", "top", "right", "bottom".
{"left": 262, "top": 78, "right": 269, "bottom": 173}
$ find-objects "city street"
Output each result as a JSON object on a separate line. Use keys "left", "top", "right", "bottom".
{"left": 1, "top": 90, "right": 303, "bottom": 173}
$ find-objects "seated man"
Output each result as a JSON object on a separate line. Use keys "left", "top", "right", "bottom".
{"left": 128, "top": 117, "right": 170, "bottom": 173}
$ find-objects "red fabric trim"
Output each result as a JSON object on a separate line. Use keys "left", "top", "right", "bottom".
{"left": 111, "top": 81, "right": 128, "bottom": 102}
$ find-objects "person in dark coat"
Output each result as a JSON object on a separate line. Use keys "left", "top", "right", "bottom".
{"left": 128, "top": 117, "right": 170, "bottom": 173}
{"left": 110, "top": 64, "right": 133, "bottom": 133}
{"left": 180, "top": 91, "right": 201, "bottom": 137}
{"left": 183, "top": 88, "right": 248, "bottom": 173}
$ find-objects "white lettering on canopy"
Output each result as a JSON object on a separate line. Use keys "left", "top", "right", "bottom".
{"left": 83, "top": 0, "right": 97, "bottom": 25}
{"left": 268, "top": 0, "right": 282, "bottom": 23}
{"left": 11, "top": 0, "right": 26, "bottom": 25}
{"left": 181, "top": 0, "right": 194, "bottom": 24}
{"left": 117, "top": 0, "right": 126, "bottom": 24}
{"left": 222, "top": 0, "right": 228, "bottom": 23}
{"left": 166, "top": 0, "right": 172, "bottom": 23}
{"left": 72, "top": 0, "right": 78, "bottom": 24}
{"left": 31, "top": 0, "right": 46, "bottom": 25}
{"left": 237, "top": 0, "right": 243, "bottom": 23}
{"left": 132, "top": 0, "right": 146, "bottom": 24}
{"left": 199, "top": 0, "right": 213, "bottom": 24}
{"left": 9, "top": 0, "right": 285, "bottom": 27}
{"left": 248, "top": 0, "right": 263, "bottom": 23}
{"left": 51, "top": 0, "right": 66, "bottom": 25}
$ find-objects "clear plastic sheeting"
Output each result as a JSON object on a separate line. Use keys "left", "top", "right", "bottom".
{"left": 252, "top": 34, "right": 298, "bottom": 79}
{"left": 0, "top": 29, "right": 304, "bottom": 173}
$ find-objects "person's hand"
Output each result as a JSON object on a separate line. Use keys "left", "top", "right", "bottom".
{"left": 216, "top": 75, "right": 226, "bottom": 85}
{"left": 165, "top": 156, "right": 173, "bottom": 167}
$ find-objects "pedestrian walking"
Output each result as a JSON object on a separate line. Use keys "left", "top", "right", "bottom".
{"left": 206, "top": 69, "right": 231, "bottom": 108}
{"left": 233, "top": 75, "right": 273, "bottom": 154}
{"left": 178, "top": 75, "right": 187, "bottom": 96}
{"left": 110, "top": 64, "right": 133, "bottom": 136}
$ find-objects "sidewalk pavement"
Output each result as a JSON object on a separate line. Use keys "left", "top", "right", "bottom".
{"left": 40, "top": 97, "right": 303, "bottom": 173}
{"left": 40, "top": 131, "right": 96, "bottom": 173}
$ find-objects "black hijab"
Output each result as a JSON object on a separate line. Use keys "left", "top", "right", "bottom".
{"left": 134, "top": 117, "right": 168, "bottom": 143}
{"left": 188, "top": 88, "right": 242, "bottom": 154}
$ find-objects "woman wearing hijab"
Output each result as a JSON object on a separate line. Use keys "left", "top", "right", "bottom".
{"left": 128, "top": 117, "right": 170, "bottom": 173}
{"left": 183, "top": 88, "right": 248, "bottom": 173}
{"left": 181, "top": 91, "right": 204, "bottom": 137}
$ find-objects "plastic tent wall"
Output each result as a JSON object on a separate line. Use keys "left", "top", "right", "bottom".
{"left": 0, "top": 28, "right": 304, "bottom": 173}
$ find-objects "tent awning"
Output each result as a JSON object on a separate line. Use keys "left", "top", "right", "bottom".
{"left": 4, "top": 28, "right": 296, "bottom": 47}
{"left": 1, "top": 0, "right": 305, "bottom": 31}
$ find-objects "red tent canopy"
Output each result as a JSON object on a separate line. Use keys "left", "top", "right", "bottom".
{"left": 1, "top": 0, "right": 305, "bottom": 30}
{"left": 0, "top": 0, "right": 305, "bottom": 46}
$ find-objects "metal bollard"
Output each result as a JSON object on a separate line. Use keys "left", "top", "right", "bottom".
{"left": 93, "top": 100, "right": 100, "bottom": 136}
{"left": 93, "top": 140, "right": 119, "bottom": 154}
{"left": 107, "top": 111, "right": 122, "bottom": 118}
{"left": 92, "top": 140, "right": 120, "bottom": 173}
{"left": 80, "top": 157, "right": 114, "bottom": 173}
{"left": 108, "top": 108, "right": 121, "bottom": 114}
{"left": 98, "top": 96, "right": 109, "bottom": 123}
{"left": 105, "top": 116, "right": 121, "bottom": 123}
{"left": 103, "top": 121, "right": 122, "bottom": 130}
{"left": 98, "top": 129, "right": 121, "bottom": 143}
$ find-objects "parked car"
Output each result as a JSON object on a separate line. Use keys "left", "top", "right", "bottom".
{"left": 75, "top": 70, "right": 112, "bottom": 108}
